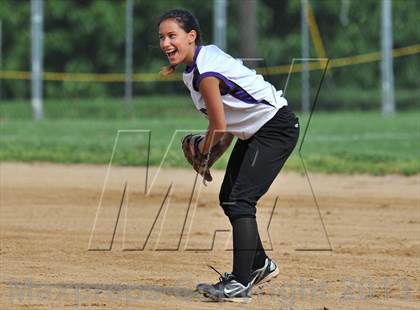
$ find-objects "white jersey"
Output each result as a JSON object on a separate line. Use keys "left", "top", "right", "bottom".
{"left": 182, "top": 45, "right": 287, "bottom": 140}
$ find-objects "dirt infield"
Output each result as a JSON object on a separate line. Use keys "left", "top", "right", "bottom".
{"left": 1, "top": 162, "right": 419, "bottom": 309}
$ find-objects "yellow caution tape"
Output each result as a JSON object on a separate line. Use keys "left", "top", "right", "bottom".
{"left": 259, "top": 43, "right": 420, "bottom": 75}
{"left": 0, "top": 44, "right": 419, "bottom": 82}
{"left": 0, "top": 70, "right": 182, "bottom": 82}
{"left": 306, "top": 1, "right": 327, "bottom": 60}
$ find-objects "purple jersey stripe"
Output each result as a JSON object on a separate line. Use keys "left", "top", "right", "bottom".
{"left": 184, "top": 45, "right": 202, "bottom": 73}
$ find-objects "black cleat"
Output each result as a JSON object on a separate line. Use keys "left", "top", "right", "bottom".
{"left": 197, "top": 271, "right": 252, "bottom": 303}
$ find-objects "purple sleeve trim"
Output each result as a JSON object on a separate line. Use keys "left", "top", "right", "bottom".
{"left": 197, "top": 71, "right": 257, "bottom": 103}
{"left": 197, "top": 72, "right": 236, "bottom": 91}
{"left": 197, "top": 71, "right": 275, "bottom": 107}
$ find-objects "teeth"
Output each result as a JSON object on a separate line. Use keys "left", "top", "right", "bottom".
{"left": 167, "top": 49, "right": 177, "bottom": 56}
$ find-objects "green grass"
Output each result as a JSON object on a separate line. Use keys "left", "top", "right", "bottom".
{"left": 1, "top": 97, "right": 419, "bottom": 175}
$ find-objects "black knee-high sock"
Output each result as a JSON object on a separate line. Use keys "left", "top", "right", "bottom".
{"left": 231, "top": 217, "right": 258, "bottom": 286}
{"left": 253, "top": 232, "right": 268, "bottom": 270}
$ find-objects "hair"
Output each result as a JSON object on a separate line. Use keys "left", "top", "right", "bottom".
{"left": 158, "top": 9, "right": 202, "bottom": 76}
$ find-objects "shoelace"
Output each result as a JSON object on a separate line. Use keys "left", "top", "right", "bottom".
{"left": 207, "top": 265, "right": 233, "bottom": 283}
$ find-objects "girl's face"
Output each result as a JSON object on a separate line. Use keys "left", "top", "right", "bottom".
{"left": 159, "top": 18, "right": 196, "bottom": 66}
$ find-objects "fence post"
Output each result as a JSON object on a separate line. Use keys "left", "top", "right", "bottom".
{"left": 31, "top": 0, "right": 44, "bottom": 120}
{"left": 381, "top": 0, "right": 395, "bottom": 116}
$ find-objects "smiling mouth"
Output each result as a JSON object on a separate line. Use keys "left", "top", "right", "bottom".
{"left": 166, "top": 49, "right": 178, "bottom": 57}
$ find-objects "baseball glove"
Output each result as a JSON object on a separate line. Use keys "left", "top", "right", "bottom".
{"left": 181, "top": 133, "right": 233, "bottom": 183}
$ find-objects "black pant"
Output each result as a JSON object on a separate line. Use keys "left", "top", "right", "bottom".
{"left": 219, "top": 105, "right": 299, "bottom": 221}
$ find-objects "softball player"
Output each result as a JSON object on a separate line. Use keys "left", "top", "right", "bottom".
{"left": 158, "top": 9, "right": 299, "bottom": 303}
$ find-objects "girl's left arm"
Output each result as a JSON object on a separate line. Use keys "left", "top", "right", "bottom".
{"left": 198, "top": 76, "right": 228, "bottom": 155}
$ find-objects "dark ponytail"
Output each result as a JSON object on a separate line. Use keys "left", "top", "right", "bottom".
{"left": 158, "top": 9, "right": 202, "bottom": 76}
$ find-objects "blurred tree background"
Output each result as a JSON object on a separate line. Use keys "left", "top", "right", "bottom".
{"left": 0, "top": 0, "right": 419, "bottom": 110}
